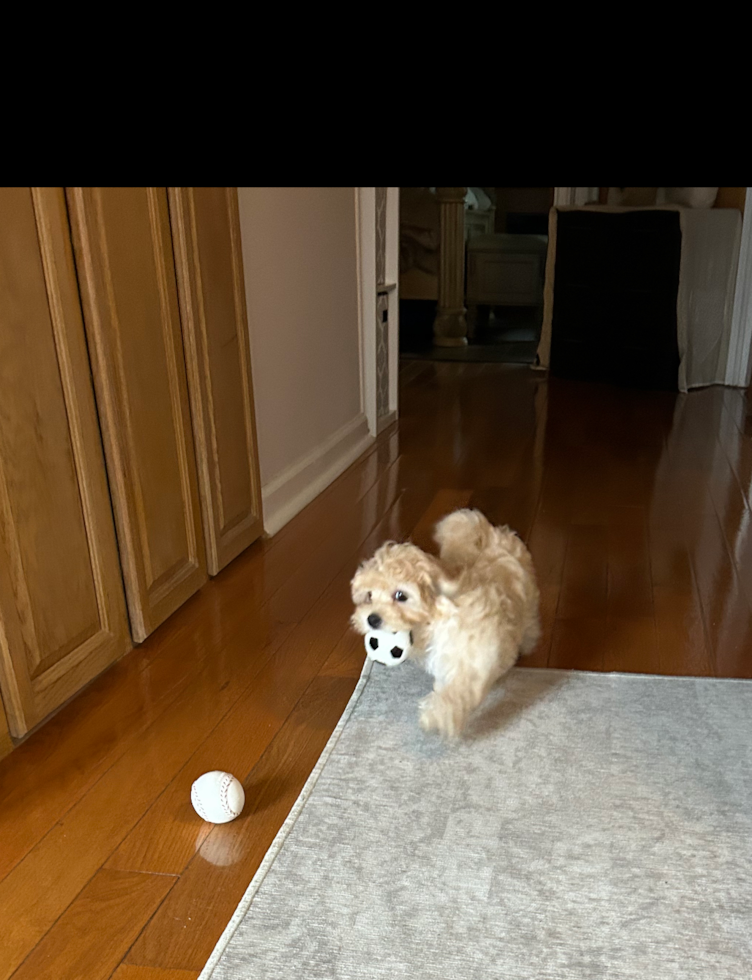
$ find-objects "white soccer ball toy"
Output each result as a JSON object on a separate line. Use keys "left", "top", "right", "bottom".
{"left": 365, "top": 627, "right": 412, "bottom": 666}
{"left": 191, "top": 770, "right": 245, "bottom": 824}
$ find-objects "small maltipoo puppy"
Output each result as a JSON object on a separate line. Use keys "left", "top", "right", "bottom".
{"left": 350, "top": 509, "right": 540, "bottom": 737}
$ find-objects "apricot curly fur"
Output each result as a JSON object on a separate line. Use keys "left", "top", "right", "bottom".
{"left": 351, "top": 509, "right": 540, "bottom": 738}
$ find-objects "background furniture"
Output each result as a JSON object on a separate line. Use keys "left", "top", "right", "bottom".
{"left": 538, "top": 205, "right": 742, "bottom": 392}
{"left": 466, "top": 233, "right": 548, "bottom": 330}
{"left": 464, "top": 207, "right": 495, "bottom": 241}
{"left": 550, "top": 210, "right": 682, "bottom": 390}
{"left": 0, "top": 187, "right": 263, "bottom": 746}
{"left": 399, "top": 187, "right": 497, "bottom": 303}
{"left": 494, "top": 187, "right": 553, "bottom": 234}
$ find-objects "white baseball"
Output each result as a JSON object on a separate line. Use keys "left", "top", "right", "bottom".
{"left": 191, "top": 771, "right": 245, "bottom": 824}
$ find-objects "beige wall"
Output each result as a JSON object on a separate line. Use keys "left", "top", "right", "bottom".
{"left": 237, "top": 187, "right": 370, "bottom": 534}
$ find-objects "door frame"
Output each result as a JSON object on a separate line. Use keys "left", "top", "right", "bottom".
{"left": 356, "top": 187, "right": 377, "bottom": 435}
{"left": 725, "top": 188, "right": 752, "bottom": 387}
{"left": 383, "top": 186, "right": 400, "bottom": 431}
{"left": 356, "top": 187, "right": 400, "bottom": 437}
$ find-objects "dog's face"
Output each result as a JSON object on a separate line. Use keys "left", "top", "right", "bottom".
{"left": 350, "top": 542, "right": 441, "bottom": 636}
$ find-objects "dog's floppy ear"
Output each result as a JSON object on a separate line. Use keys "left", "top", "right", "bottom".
{"left": 350, "top": 558, "right": 374, "bottom": 603}
{"left": 408, "top": 552, "right": 450, "bottom": 609}
{"left": 409, "top": 549, "right": 458, "bottom": 602}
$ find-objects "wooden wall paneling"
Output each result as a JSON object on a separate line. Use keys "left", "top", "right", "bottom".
{"left": 66, "top": 188, "right": 208, "bottom": 642}
{"left": 0, "top": 188, "right": 131, "bottom": 736}
{"left": 168, "top": 187, "right": 263, "bottom": 574}
{"left": 1, "top": 695, "right": 13, "bottom": 759}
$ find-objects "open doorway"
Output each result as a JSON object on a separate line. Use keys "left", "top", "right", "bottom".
{"left": 398, "top": 187, "right": 553, "bottom": 364}
{"left": 386, "top": 185, "right": 752, "bottom": 686}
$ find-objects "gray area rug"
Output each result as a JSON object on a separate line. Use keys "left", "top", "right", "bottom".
{"left": 200, "top": 661, "right": 752, "bottom": 978}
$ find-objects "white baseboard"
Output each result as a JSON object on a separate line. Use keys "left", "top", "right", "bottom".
{"left": 261, "top": 414, "right": 374, "bottom": 536}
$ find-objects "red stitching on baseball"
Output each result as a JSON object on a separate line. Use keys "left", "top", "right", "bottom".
{"left": 220, "top": 774, "right": 238, "bottom": 817}
{"left": 192, "top": 788, "right": 208, "bottom": 821}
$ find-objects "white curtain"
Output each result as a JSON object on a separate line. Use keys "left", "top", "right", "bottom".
{"left": 677, "top": 208, "right": 742, "bottom": 391}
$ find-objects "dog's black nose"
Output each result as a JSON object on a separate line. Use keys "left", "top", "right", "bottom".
{"left": 367, "top": 613, "right": 382, "bottom": 628}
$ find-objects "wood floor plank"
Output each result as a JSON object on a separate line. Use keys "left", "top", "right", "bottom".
{"left": 701, "top": 440, "right": 749, "bottom": 560}
{"left": 0, "top": 459, "right": 409, "bottom": 980}
{"left": 8, "top": 360, "right": 752, "bottom": 979}
{"left": 9, "top": 869, "right": 175, "bottom": 980}
{"left": 549, "top": 618, "right": 607, "bottom": 671}
{"left": 0, "top": 638, "right": 211, "bottom": 885}
{"left": 319, "top": 626, "right": 371, "bottom": 680}
{"left": 105, "top": 581, "right": 355, "bottom": 875}
{"left": 648, "top": 520, "right": 712, "bottom": 677}
{"left": 527, "top": 520, "right": 568, "bottom": 588}
{"left": 603, "top": 617, "right": 660, "bottom": 674}
{"left": 107, "top": 485, "right": 439, "bottom": 879}
{"left": 607, "top": 521, "right": 654, "bottom": 619}
{"left": 0, "top": 436, "right": 401, "bottom": 886}
{"left": 686, "top": 507, "right": 752, "bottom": 676}
{"left": 0, "top": 626, "right": 287, "bottom": 980}
{"left": 653, "top": 587, "right": 712, "bottom": 677}
{"left": 724, "top": 515, "right": 752, "bottom": 615}
{"left": 123, "top": 490, "right": 442, "bottom": 971}
{"left": 0, "top": 443, "right": 404, "bottom": 869}
{"left": 648, "top": 521, "right": 696, "bottom": 593}
{"left": 557, "top": 524, "right": 609, "bottom": 620}
{"left": 710, "top": 606, "right": 752, "bottom": 679}
{"left": 267, "top": 425, "right": 399, "bottom": 555}
{"left": 518, "top": 582, "right": 557, "bottom": 667}
{"left": 409, "top": 489, "right": 473, "bottom": 551}
{"left": 123, "top": 675, "right": 378, "bottom": 972}
{"left": 469, "top": 482, "right": 540, "bottom": 543}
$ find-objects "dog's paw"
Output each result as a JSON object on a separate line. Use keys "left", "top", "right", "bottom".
{"left": 419, "top": 692, "right": 464, "bottom": 739}
{"left": 418, "top": 693, "right": 439, "bottom": 733}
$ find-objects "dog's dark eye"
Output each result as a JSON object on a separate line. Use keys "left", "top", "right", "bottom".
{"left": 394, "top": 590, "right": 408, "bottom": 602}
{"left": 365, "top": 591, "right": 372, "bottom": 604}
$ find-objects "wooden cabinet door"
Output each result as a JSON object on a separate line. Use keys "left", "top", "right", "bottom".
{"left": 0, "top": 188, "right": 131, "bottom": 736}
{"left": 67, "top": 188, "right": 208, "bottom": 642}
{"left": 169, "top": 187, "right": 263, "bottom": 574}
{"left": 1, "top": 697, "right": 13, "bottom": 759}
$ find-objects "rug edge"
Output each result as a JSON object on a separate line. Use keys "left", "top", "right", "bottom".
{"left": 514, "top": 666, "right": 752, "bottom": 684}
{"left": 197, "top": 655, "right": 374, "bottom": 979}
{"left": 197, "top": 660, "right": 752, "bottom": 976}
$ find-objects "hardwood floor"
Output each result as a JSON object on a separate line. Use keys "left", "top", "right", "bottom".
{"left": 3, "top": 361, "right": 752, "bottom": 978}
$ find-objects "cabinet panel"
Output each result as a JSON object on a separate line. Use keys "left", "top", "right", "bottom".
{"left": 1, "top": 695, "right": 13, "bottom": 759}
{"left": 169, "top": 187, "right": 263, "bottom": 574}
{"left": 67, "top": 188, "right": 207, "bottom": 641}
{"left": 0, "top": 188, "right": 131, "bottom": 735}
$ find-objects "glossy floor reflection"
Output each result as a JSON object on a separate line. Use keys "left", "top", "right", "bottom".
{"left": 3, "top": 361, "right": 752, "bottom": 980}
{"left": 399, "top": 360, "right": 752, "bottom": 677}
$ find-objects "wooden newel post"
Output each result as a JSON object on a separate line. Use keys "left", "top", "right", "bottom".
{"left": 433, "top": 186, "right": 468, "bottom": 347}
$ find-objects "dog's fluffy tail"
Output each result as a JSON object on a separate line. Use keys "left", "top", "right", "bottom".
{"left": 434, "top": 508, "right": 495, "bottom": 565}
